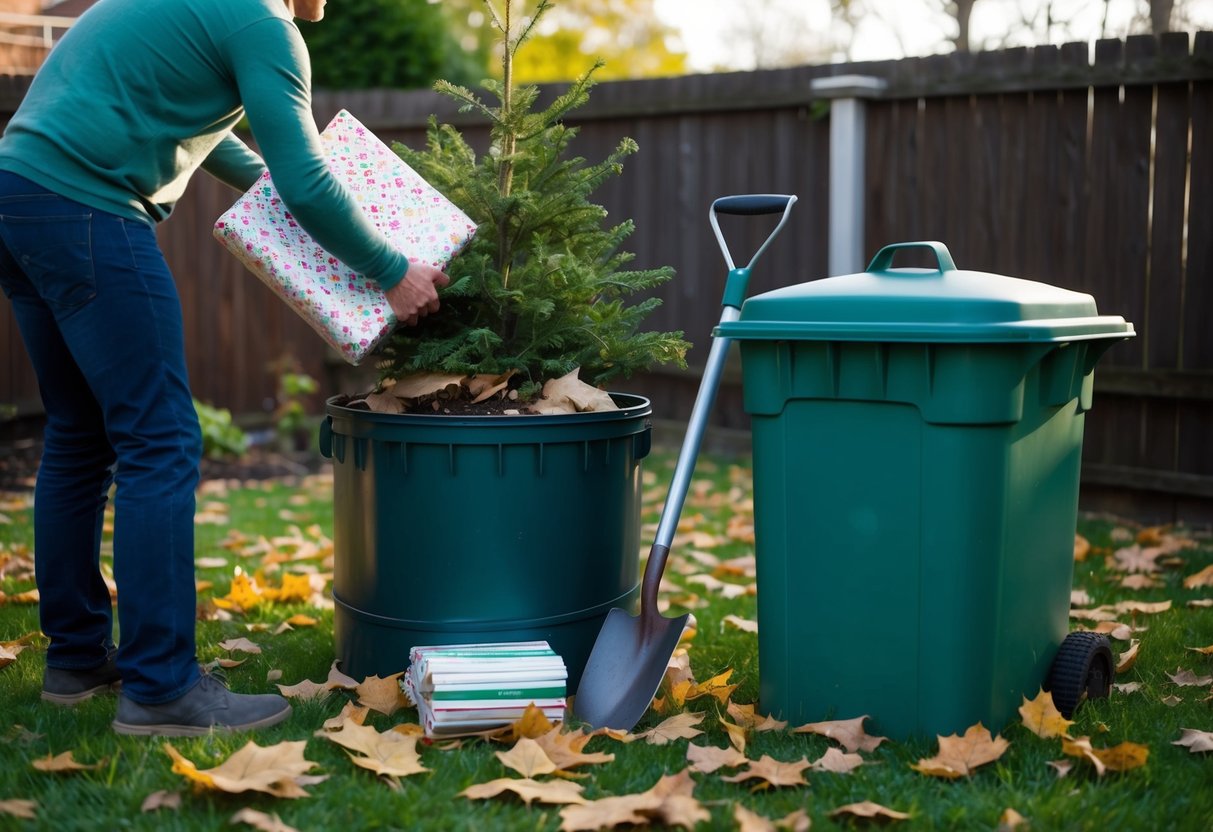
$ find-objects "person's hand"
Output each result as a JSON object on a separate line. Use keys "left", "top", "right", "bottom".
{"left": 384, "top": 263, "right": 451, "bottom": 327}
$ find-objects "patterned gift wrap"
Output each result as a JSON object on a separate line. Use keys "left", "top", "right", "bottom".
{"left": 213, "top": 109, "right": 477, "bottom": 364}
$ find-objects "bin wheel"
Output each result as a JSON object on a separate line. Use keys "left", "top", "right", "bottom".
{"left": 1044, "top": 631, "right": 1114, "bottom": 718}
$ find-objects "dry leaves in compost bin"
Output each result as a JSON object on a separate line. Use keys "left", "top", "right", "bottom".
{"left": 1060, "top": 736, "right": 1149, "bottom": 776}
{"left": 912, "top": 723, "right": 1010, "bottom": 779}
{"left": 1018, "top": 689, "right": 1074, "bottom": 739}
{"left": 558, "top": 768, "right": 709, "bottom": 831}
{"left": 792, "top": 715, "right": 887, "bottom": 753}
{"left": 164, "top": 741, "right": 327, "bottom": 798}
{"left": 1172, "top": 728, "right": 1213, "bottom": 753}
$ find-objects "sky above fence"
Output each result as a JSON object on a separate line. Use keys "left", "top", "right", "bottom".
{"left": 655, "top": 0, "right": 1213, "bottom": 69}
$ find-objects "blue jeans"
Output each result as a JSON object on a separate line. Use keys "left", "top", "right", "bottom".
{"left": 0, "top": 172, "right": 201, "bottom": 703}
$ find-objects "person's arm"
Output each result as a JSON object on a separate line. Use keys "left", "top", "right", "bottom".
{"left": 222, "top": 16, "right": 410, "bottom": 289}
{"left": 200, "top": 133, "right": 267, "bottom": 193}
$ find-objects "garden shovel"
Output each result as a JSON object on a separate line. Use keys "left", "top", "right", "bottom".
{"left": 572, "top": 194, "right": 799, "bottom": 731}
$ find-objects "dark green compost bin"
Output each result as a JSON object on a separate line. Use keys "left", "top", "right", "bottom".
{"left": 320, "top": 394, "right": 651, "bottom": 690}
{"left": 715, "top": 241, "right": 1134, "bottom": 739}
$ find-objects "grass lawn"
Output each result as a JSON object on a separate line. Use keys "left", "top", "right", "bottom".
{"left": 1, "top": 450, "right": 1211, "bottom": 831}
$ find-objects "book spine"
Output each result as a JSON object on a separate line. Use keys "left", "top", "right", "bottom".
{"left": 431, "top": 697, "right": 566, "bottom": 711}
{"left": 430, "top": 686, "right": 566, "bottom": 702}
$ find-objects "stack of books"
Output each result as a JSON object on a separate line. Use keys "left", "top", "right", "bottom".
{"left": 404, "top": 641, "right": 568, "bottom": 736}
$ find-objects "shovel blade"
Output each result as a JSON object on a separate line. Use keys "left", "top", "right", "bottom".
{"left": 571, "top": 607, "right": 690, "bottom": 732}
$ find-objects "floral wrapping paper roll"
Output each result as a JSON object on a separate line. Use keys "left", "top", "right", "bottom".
{"left": 213, "top": 109, "right": 477, "bottom": 364}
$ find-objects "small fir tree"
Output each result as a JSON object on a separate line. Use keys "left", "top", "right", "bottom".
{"left": 378, "top": 0, "right": 689, "bottom": 402}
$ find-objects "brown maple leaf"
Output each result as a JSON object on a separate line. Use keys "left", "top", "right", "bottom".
{"left": 792, "top": 715, "right": 887, "bottom": 752}
{"left": 809, "top": 746, "right": 865, "bottom": 774}
{"left": 1061, "top": 736, "right": 1149, "bottom": 776}
{"left": 828, "top": 801, "right": 911, "bottom": 823}
{"left": 461, "top": 777, "right": 588, "bottom": 807}
{"left": 1117, "top": 640, "right": 1142, "bottom": 673}
{"left": 726, "top": 701, "right": 788, "bottom": 731}
{"left": 1184, "top": 564, "right": 1213, "bottom": 588}
{"left": 734, "top": 805, "right": 811, "bottom": 832}
{"left": 164, "top": 741, "right": 327, "bottom": 798}
{"left": 0, "top": 799, "right": 37, "bottom": 820}
{"left": 1167, "top": 667, "right": 1213, "bottom": 687}
{"left": 686, "top": 742, "right": 748, "bottom": 774}
{"left": 534, "top": 727, "right": 615, "bottom": 770}
{"left": 276, "top": 678, "right": 333, "bottom": 702}
{"left": 218, "top": 637, "right": 262, "bottom": 654}
{"left": 558, "top": 769, "right": 708, "bottom": 831}
{"left": 140, "top": 790, "right": 181, "bottom": 813}
{"left": 912, "top": 723, "right": 1010, "bottom": 779}
{"left": 31, "top": 751, "right": 106, "bottom": 773}
{"left": 637, "top": 711, "right": 704, "bottom": 745}
{"left": 355, "top": 673, "right": 408, "bottom": 716}
{"left": 721, "top": 754, "right": 811, "bottom": 789}
{"left": 496, "top": 738, "right": 557, "bottom": 778}
{"left": 230, "top": 807, "right": 301, "bottom": 832}
{"left": 1019, "top": 689, "right": 1075, "bottom": 739}
{"left": 1172, "top": 728, "right": 1213, "bottom": 753}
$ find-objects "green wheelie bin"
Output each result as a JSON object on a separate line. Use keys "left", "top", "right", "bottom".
{"left": 715, "top": 241, "right": 1134, "bottom": 740}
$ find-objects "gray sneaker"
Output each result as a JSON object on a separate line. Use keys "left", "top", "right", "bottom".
{"left": 42, "top": 655, "right": 122, "bottom": 705}
{"left": 112, "top": 673, "right": 291, "bottom": 736}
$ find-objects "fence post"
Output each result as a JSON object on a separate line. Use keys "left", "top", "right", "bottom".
{"left": 809, "top": 75, "right": 888, "bottom": 276}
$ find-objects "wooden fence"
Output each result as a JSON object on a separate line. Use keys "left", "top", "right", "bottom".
{"left": 1, "top": 32, "right": 1210, "bottom": 522}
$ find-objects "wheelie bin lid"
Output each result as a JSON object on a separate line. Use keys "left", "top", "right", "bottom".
{"left": 716, "top": 241, "right": 1135, "bottom": 344}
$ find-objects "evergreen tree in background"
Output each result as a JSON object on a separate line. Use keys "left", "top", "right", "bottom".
{"left": 378, "top": 0, "right": 689, "bottom": 400}
{"left": 297, "top": 0, "right": 486, "bottom": 90}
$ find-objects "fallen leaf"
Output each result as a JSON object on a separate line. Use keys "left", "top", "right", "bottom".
{"left": 719, "top": 717, "right": 747, "bottom": 754}
{"left": 1112, "top": 544, "right": 1163, "bottom": 573}
{"left": 997, "top": 807, "right": 1029, "bottom": 830}
{"left": 533, "top": 727, "right": 615, "bottom": 771}
{"left": 0, "top": 799, "right": 37, "bottom": 819}
{"left": 164, "top": 741, "right": 327, "bottom": 798}
{"left": 1047, "top": 759, "right": 1074, "bottom": 777}
{"left": 1061, "top": 736, "right": 1149, "bottom": 776}
{"left": 726, "top": 702, "right": 788, "bottom": 731}
{"left": 1161, "top": 694, "right": 1184, "bottom": 707}
{"left": 1172, "top": 728, "right": 1213, "bottom": 753}
{"left": 792, "top": 715, "right": 887, "bottom": 752}
{"left": 276, "top": 679, "right": 333, "bottom": 702}
{"left": 637, "top": 711, "right": 704, "bottom": 745}
{"left": 1116, "top": 640, "right": 1141, "bottom": 673}
{"left": 1167, "top": 667, "right": 1213, "bottom": 687}
{"left": 461, "top": 777, "right": 588, "bottom": 807}
{"left": 1119, "top": 574, "right": 1161, "bottom": 590}
{"left": 1184, "top": 564, "right": 1213, "bottom": 588}
{"left": 912, "top": 723, "right": 1010, "bottom": 779}
{"left": 1114, "top": 682, "right": 1143, "bottom": 695}
{"left": 734, "top": 805, "right": 810, "bottom": 832}
{"left": 355, "top": 673, "right": 408, "bottom": 716}
{"left": 230, "top": 807, "right": 302, "bottom": 832}
{"left": 686, "top": 742, "right": 748, "bottom": 774}
{"left": 140, "top": 790, "right": 181, "bottom": 812}
{"left": 1019, "top": 689, "right": 1074, "bottom": 739}
{"left": 32, "top": 751, "right": 106, "bottom": 773}
{"left": 721, "top": 754, "right": 811, "bottom": 789}
{"left": 1074, "top": 534, "right": 1090, "bottom": 561}
{"left": 828, "top": 801, "right": 911, "bottom": 823}
{"left": 496, "top": 738, "right": 557, "bottom": 778}
{"left": 810, "top": 746, "right": 866, "bottom": 774}
{"left": 558, "top": 769, "right": 707, "bottom": 831}
{"left": 512, "top": 704, "right": 558, "bottom": 740}
{"left": 722, "top": 614, "right": 759, "bottom": 634}
{"left": 682, "top": 668, "right": 737, "bottom": 704}
{"left": 1189, "top": 644, "right": 1213, "bottom": 656}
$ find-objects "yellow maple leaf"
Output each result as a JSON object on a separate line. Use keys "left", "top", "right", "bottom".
{"left": 214, "top": 572, "right": 263, "bottom": 611}
{"left": 719, "top": 716, "right": 747, "bottom": 754}
{"left": 683, "top": 668, "right": 737, "bottom": 704}
{"left": 912, "top": 723, "right": 1010, "bottom": 779}
{"left": 265, "top": 573, "right": 313, "bottom": 604}
{"left": 1019, "top": 689, "right": 1074, "bottom": 739}
{"left": 512, "top": 703, "right": 557, "bottom": 740}
{"left": 164, "top": 741, "right": 327, "bottom": 798}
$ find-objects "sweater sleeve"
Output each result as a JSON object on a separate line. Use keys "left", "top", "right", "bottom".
{"left": 201, "top": 133, "right": 267, "bottom": 193}
{"left": 222, "top": 18, "right": 410, "bottom": 290}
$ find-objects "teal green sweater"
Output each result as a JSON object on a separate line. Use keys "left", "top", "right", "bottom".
{"left": 0, "top": 0, "right": 409, "bottom": 290}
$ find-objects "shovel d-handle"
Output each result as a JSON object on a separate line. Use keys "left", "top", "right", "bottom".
{"left": 709, "top": 194, "right": 798, "bottom": 307}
